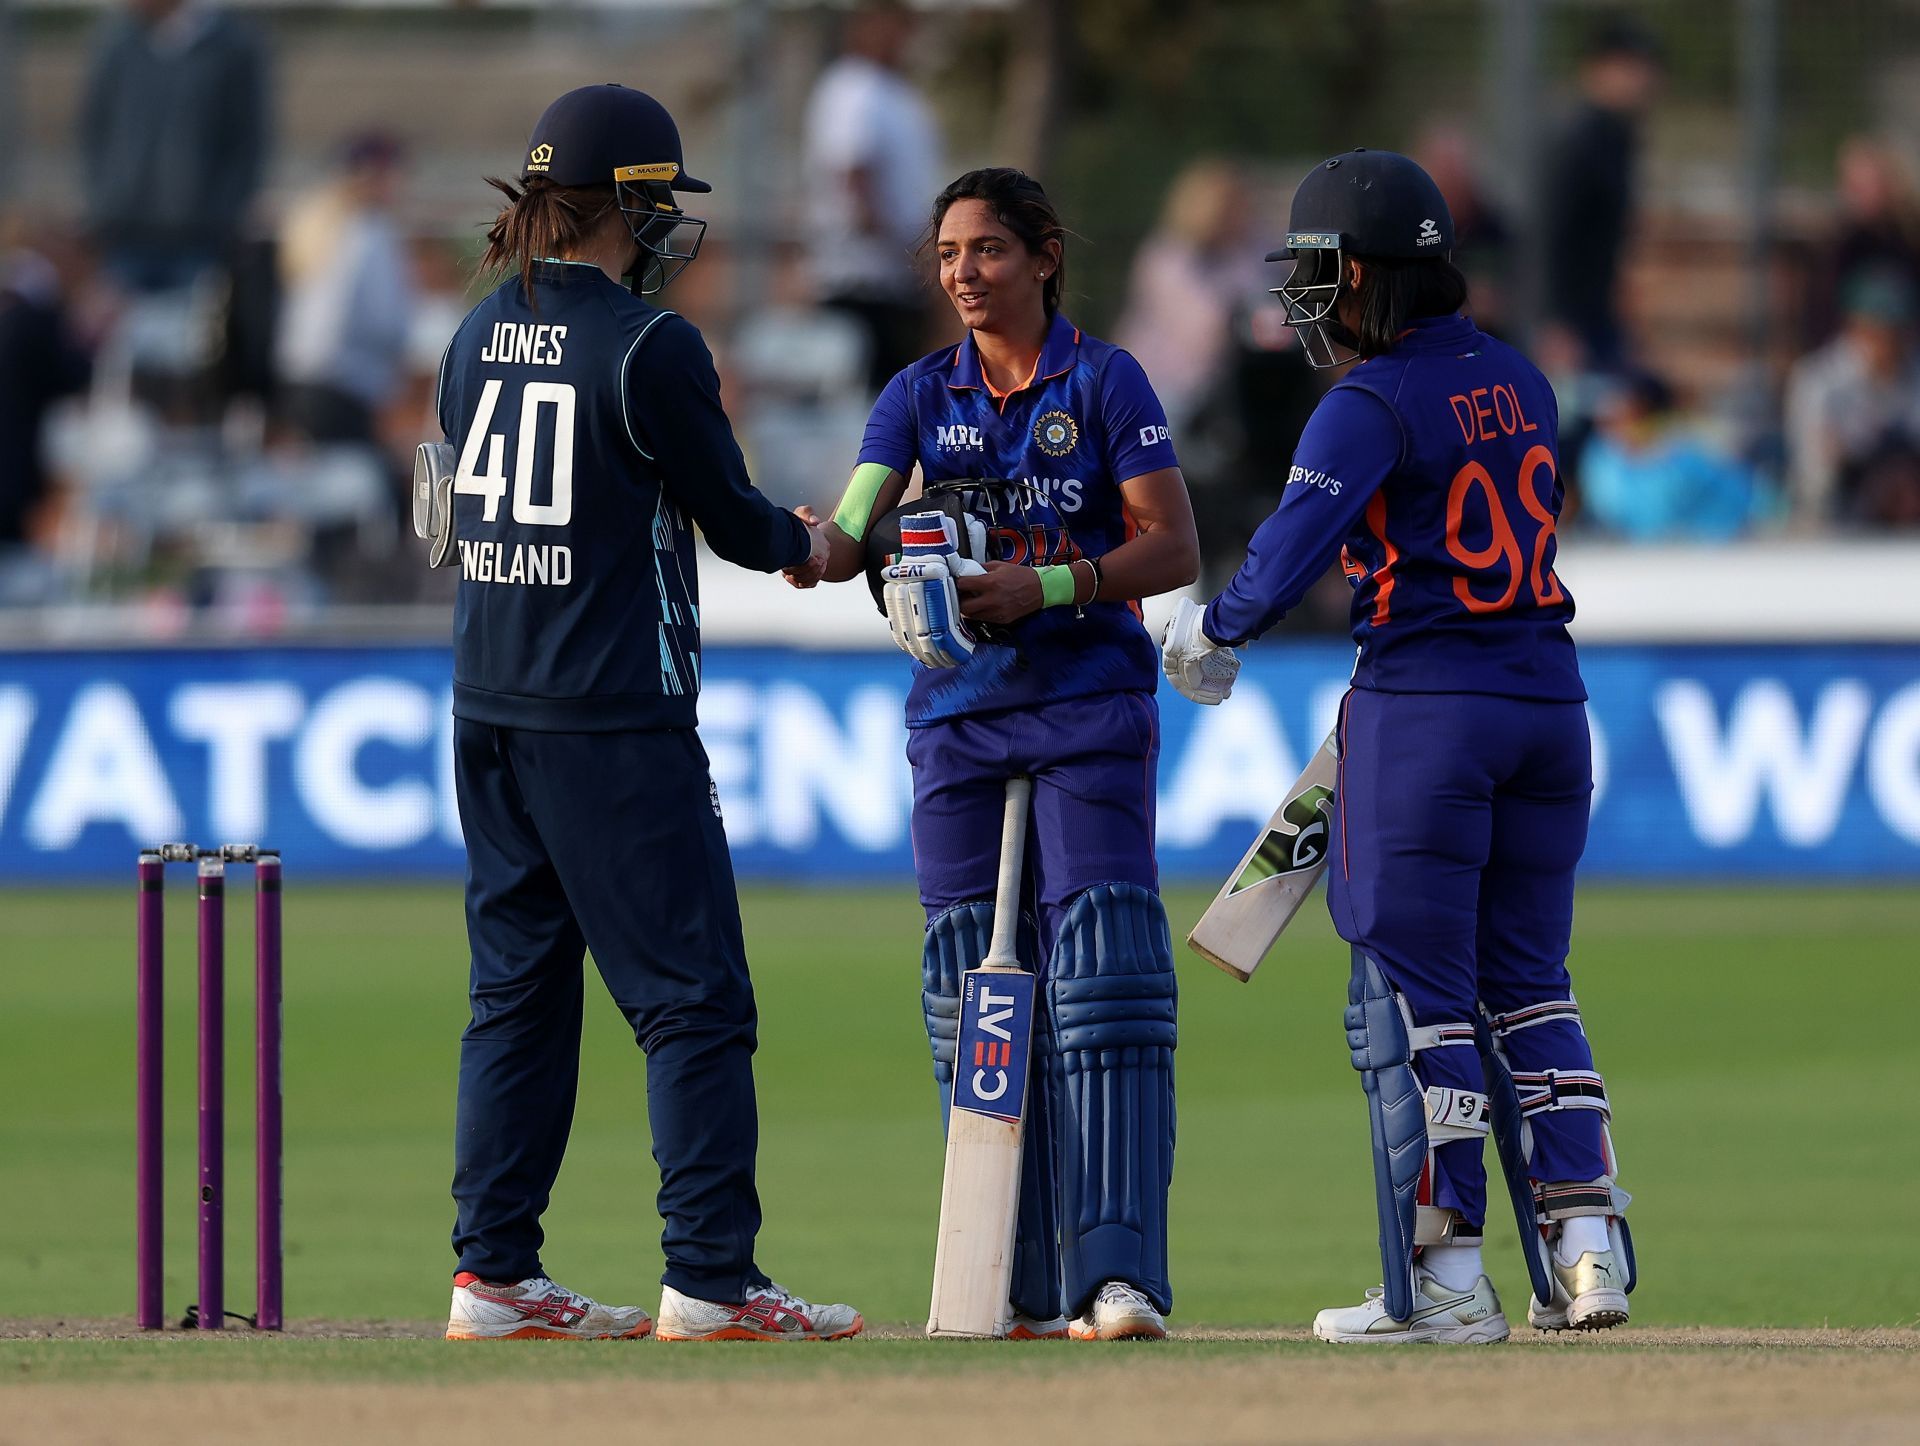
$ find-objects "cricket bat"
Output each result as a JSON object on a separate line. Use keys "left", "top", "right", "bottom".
{"left": 926, "top": 775, "right": 1035, "bottom": 1339}
{"left": 1187, "top": 730, "right": 1338, "bottom": 982}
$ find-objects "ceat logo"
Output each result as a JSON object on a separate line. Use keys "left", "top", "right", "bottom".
{"left": 527, "top": 143, "right": 554, "bottom": 172}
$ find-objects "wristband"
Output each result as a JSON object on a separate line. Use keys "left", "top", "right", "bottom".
{"left": 831, "top": 462, "right": 897, "bottom": 542}
{"left": 1037, "top": 564, "right": 1078, "bottom": 608}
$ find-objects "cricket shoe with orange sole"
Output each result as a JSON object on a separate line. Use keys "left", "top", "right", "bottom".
{"left": 655, "top": 1281, "right": 863, "bottom": 1342}
{"left": 1008, "top": 1310, "right": 1069, "bottom": 1340}
{"left": 1069, "top": 1281, "right": 1167, "bottom": 1341}
{"left": 445, "top": 1272, "right": 653, "bottom": 1340}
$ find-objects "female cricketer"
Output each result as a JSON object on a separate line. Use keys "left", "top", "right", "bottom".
{"left": 1161, "top": 149, "right": 1634, "bottom": 1344}
{"left": 790, "top": 168, "right": 1201, "bottom": 1339}
{"left": 430, "top": 83, "right": 861, "bottom": 1343}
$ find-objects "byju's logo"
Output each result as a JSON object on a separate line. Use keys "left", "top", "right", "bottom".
{"left": 1417, "top": 218, "right": 1443, "bottom": 247}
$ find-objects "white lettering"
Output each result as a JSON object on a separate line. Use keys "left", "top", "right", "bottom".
{"left": 700, "top": 681, "right": 760, "bottom": 845}
{"left": 1866, "top": 682, "right": 1920, "bottom": 844}
{"left": 976, "top": 987, "right": 1016, "bottom": 1040}
{"left": 1657, "top": 678, "right": 1869, "bottom": 847}
{"left": 971, "top": 1068, "right": 1010, "bottom": 1101}
{"left": 169, "top": 683, "right": 304, "bottom": 842}
{"left": 0, "top": 685, "right": 35, "bottom": 831}
{"left": 1138, "top": 424, "right": 1171, "bottom": 447}
{"left": 1287, "top": 465, "right": 1343, "bottom": 496}
{"left": 294, "top": 679, "right": 437, "bottom": 849}
{"left": 1158, "top": 686, "right": 1302, "bottom": 847}
{"left": 25, "top": 683, "right": 183, "bottom": 849}
{"left": 478, "top": 322, "right": 567, "bottom": 366}
{"left": 759, "top": 682, "right": 908, "bottom": 849}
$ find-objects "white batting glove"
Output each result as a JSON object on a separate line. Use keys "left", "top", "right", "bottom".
{"left": 1160, "top": 595, "right": 1241, "bottom": 705}
{"left": 883, "top": 555, "right": 977, "bottom": 668}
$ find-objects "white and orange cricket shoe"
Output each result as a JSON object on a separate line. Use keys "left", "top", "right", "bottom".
{"left": 445, "top": 1272, "right": 653, "bottom": 1340}
{"left": 1007, "top": 1309, "right": 1069, "bottom": 1340}
{"left": 655, "top": 1281, "right": 863, "bottom": 1342}
{"left": 1069, "top": 1281, "right": 1167, "bottom": 1341}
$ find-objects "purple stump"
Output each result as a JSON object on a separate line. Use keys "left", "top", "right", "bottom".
{"left": 136, "top": 853, "right": 165, "bottom": 1330}
{"left": 254, "top": 853, "right": 283, "bottom": 1331}
{"left": 197, "top": 853, "right": 225, "bottom": 1330}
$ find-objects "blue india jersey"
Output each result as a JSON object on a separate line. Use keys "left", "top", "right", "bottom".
{"left": 1204, "top": 312, "right": 1585, "bottom": 702}
{"left": 859, "top": 312, "right": 1180, "bottom": 725}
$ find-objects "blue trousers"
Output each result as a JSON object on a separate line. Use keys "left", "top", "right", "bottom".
{"left": 909, "top": 692, "right": 1161, "bottom": 945}
{"left": 1328, "top": 687, "right": 1609, "bottom": 1230}
{"left": 450, "top": 721, "right": 769, "bottom": 1301}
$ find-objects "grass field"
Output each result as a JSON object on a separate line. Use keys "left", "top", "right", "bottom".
{"left": 5, "top": 881, "right": 1917, "bottom": 1442}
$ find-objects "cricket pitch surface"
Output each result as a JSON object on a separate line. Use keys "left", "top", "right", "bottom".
{"left": 4, "top": 1322, "right": 1915, "bottom": 1445}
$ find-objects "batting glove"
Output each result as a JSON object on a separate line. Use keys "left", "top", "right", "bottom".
{"left": 1160, "top": 595, "right": 1241, "bottom": 705}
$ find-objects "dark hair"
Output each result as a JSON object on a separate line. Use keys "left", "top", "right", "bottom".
{"left": 1347, "top": 255, "right": 1470, "bottom": 356}
{"left": 926, "top": 167, "right": 1068, "bottom": 315}
{"left": 480, "top": 175, "right": 620, "bottom": 304}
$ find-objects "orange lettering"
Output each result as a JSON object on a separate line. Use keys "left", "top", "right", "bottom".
{"left": 1492, "top": 385, "right": 1519, "bottom": 436}
{"left": 1515, "top": 444, "right": 1566, "bottom": 604}
{"left": 1449, "top": 395, "right": 1476, "bottom": 444}
{"left": 1445, "top": 461, "right": 1523, "bottom": 613}
{"left": 1470, "top": 388, "right": 1496, "bottom": 441}
{"left": 1508, "top": 383, "right": 1539, "bottom": 433}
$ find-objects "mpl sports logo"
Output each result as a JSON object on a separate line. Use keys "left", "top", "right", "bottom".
{"left": 936, "top": 424, "right": 984, "bottom": 452}
{"left": 950, "top": 970, "right": 1035, "bottom": 1125}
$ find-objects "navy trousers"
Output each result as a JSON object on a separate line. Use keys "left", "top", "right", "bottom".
{"left": 449, "top": 720, "right": 769, "bottom": 1301}
{"left": 1329, "top": 687, "right": 1610, "bottom": 1230}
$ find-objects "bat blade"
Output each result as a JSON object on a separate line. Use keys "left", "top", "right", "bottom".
{"left": 1187, "top": 730, "right": 1338, "bottom": 981}
{"left": 926, "top": 964, "right": 1036, "bottom": 1338}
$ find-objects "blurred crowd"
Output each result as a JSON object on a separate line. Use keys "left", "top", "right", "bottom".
{"left": 4, "top": 4, "right": 1920, "bottom": 626}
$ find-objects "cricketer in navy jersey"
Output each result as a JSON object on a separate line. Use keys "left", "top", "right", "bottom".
{"left": 432, "top": 83, "right": 862, "bottom": 1344}
{"left": 1164, "top": 149, "right": 1634, "bottom": 1344}
{"left": 793, "top": 169, "right": 1200, "bottom": 1339}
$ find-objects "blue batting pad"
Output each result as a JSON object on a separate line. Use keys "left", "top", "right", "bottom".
{"left": 1047, "top": 883, "right": 1177, "bottom": 1317}
{"left": 1346, "top": 952, "right": 1426, "bottom": 1323}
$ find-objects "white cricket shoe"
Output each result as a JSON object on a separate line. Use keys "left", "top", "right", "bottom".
{"left": 1313, "top": 1269, "right": 1509, "bottom": 1344}
{"left": 445, "top": 1272, "right": 652, "bottom": 1340}
{"left": 1069, "top": 1281, "right": 1167, "bottom": 1341}
{"left": 1527, "top": 1249, "right": 1631, "bottom": 1332}
{"left": 655, "top": 1281, "right": 864, "bottom": 1342}
{"left": 1007, "top": 1309, "right": 1069, "bottom": 1340}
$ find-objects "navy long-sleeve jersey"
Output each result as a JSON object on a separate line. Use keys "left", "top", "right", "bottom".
{"left": 438, "top": 260, "right": 809, "bottom": 731}
{"left": 1203, "top": 313, "right": 1585, "bottom": 702}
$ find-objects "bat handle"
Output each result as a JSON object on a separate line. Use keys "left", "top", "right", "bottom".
{"left": 984, "top": 776, "right": 1032, "bottom": 967}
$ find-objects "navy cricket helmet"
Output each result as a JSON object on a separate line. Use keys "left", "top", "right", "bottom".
{"left": 1268, "top": 149, "right": 1454, "bottom": 367}
{"left": 522, "top": 83, "right": 710, "bottom": 295}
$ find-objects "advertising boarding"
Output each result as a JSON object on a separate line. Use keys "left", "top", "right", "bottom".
{"left": 1, "top": 643, "right": 1917, "bottom": 880}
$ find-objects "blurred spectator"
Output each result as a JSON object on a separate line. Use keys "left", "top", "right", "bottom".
{"left": 0, "top": 242, "right": 92, "bottom": 597}
{"left": 276, "top": 133, "right": 414, "bottom": 448}
{"left": 1579, "top": 371, "right": 1771, "bottom": 541}
{"left": 80, "top": 0, "right": 270, "bottom": 294}
{"left": 1413, "top": 123, "right": 1514, "bottom": 335}
{"left": 1802, "top": 137, "right": 1920, "bottom": 349}
{"left": 1114, "top": 159, "right": 1265, "bottom": 432}
{"left": 802, "top": 0, "right": 944, "bottom": 390}
{"left": 1786, "top": 269, "right": 1920, "bottom": 528}
{"left": 1539, "top": 19, "right": 1663, "bottom": 374}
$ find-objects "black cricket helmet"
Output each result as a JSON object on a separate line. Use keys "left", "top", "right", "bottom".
{"left": 523, "top": 83, "right": 710, "bottom": 295}
{"left": 1269, "top": 148, "right": 1454, "bottom": 368}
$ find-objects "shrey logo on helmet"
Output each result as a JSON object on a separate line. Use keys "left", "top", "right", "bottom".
{"left": 1418, "top": 218, "right": 1443, "bottom": 246}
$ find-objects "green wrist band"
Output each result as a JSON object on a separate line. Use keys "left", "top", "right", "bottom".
{"left": 1037, "top": 564, "right": 1078, "bottom": 608}
{"left": 831, "top": 462, "right": 896, "bottom": 542}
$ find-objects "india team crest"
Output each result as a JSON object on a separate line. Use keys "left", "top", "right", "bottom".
{"left": 1033, "top": 409, "right": 1079, "bottom": 457}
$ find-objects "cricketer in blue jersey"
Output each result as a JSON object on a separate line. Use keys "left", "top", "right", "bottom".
{"left": 430, "top": 84, "right": 861, "bottom": 1345}
{"left": 1163, "top": 151, "right": 1634, "bottom": 1344}
{"left": 789, "top": 168, "right": 1201, "bottom": 1340}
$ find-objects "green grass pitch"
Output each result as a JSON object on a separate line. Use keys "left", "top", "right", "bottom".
{"left": 6, "top": 881, "right": 1915, "bottom": 1331}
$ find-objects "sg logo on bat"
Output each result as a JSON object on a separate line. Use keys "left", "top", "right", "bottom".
{"left": 951, "top": 971, "right": 1036, "bottom": 1125}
